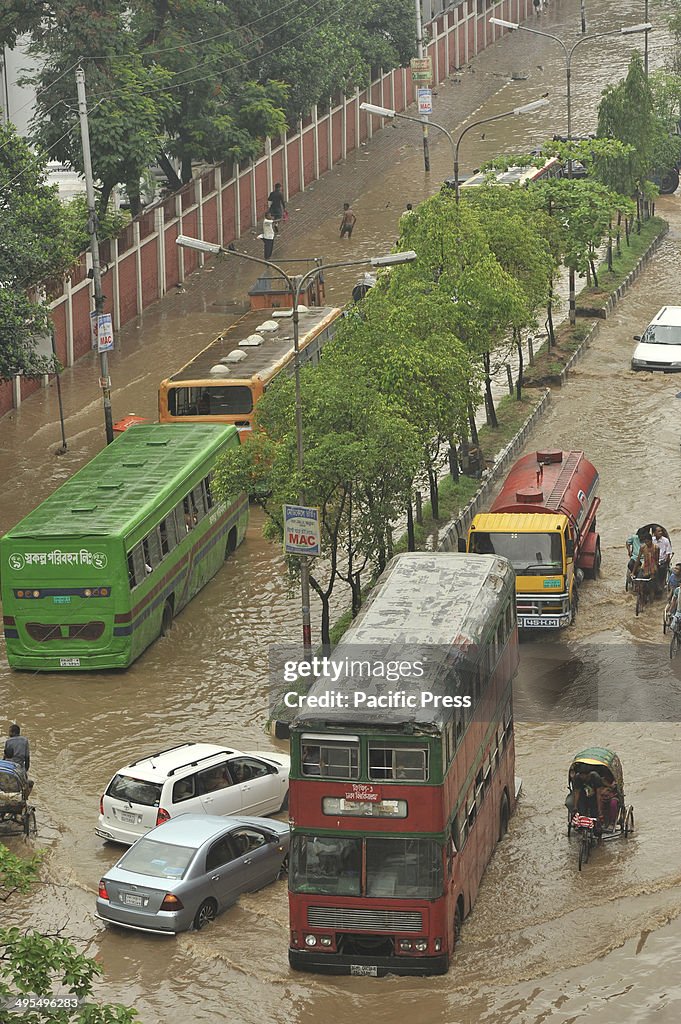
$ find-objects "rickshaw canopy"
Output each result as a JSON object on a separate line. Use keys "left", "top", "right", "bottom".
{"left": 0, "top": 759, "right": 30, "bottom": 797}
{"left": 569, "top": 747, "right": 624, "bottom": 795}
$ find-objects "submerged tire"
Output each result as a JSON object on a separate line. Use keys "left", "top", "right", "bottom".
{"left": 161, "top": 600, "right": 174, "bottom": 636}
{"left": 499, "top": 793, "right": 510, "bottom": 841}
{"left": 193, "top": 899, "right": 217, "bottom": 931}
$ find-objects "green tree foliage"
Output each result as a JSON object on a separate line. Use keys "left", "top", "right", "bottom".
{"left": 0, "top": 123, "right": 73, "bottom": 380}
{"left": 254, "top": 0, "right": 416, "bottom": 119}
{"left": 0, "top": 844, "right": 137, "bottom": 1023}
{"left": 214, "top": 359, "right": 420, "bottom": 646}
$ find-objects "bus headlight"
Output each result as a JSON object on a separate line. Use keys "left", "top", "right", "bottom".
{"left": 415, "top": 940, "right": 428, "bottom": 952}
{"left": 320, "top": 936, "right": 332, "bottom": 947}
{"left": 304, "top": 934, "right": 317, "bottom": 947}
{"left": 399, "top": 939, "right": 413, "bottom": 951}
{"left": 434, "top": 938, "right": 442, "bottom": 952}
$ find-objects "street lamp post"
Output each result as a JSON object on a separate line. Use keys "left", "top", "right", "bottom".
{"left": 176, "top": 235, "right": 416, "bottom": 660}
{"left": 490, "top": 19, "right": 652, "bottom": 162}
{"left": 360, "top": 98, "right": 549, "bottom": 202}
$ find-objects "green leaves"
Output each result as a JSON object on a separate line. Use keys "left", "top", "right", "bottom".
{"left": 0, "top": 843, "right": 137, "bottom": 1022}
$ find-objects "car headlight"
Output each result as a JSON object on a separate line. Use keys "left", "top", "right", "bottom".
{"left": 304, "top": 934, "right": 317, "bottom": 947}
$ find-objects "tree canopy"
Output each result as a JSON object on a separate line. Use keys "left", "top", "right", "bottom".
{"left": 0, "top": 123, "right": 74, "bottom": 380}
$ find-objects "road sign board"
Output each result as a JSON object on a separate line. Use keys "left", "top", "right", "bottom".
{"left": 418, "top": 88, "right": 433, "bottom": 115}
{"left": 97, "top": 313, "right": 114, "bottom": 352}
{"left": 410, "top": 57, "right": 432, "bottom": 74}
{"left": 284, "top": 504, "right": 321, "bottom": 556}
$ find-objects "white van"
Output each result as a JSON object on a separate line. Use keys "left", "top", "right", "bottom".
{"left": 96, "top": 742, "right": 290, "bottom": 845}
{"left": 631, "top": 306, "right": 681, "bottom": 372}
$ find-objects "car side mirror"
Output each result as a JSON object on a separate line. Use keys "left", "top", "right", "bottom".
{"left": 566, "top": 538, "right": 574, "bottom": 558}
{"left": 457, "top": 537, "right": 467, "bottom": 553}
{"left": 633, "top": 335, "right": 641, "bottom": 341}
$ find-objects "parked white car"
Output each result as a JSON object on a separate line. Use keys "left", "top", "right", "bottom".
{"left": 96, "top": 742, "right": 290, "bottom": 845}
{"left": 631, "top": 306, "right": 681, "bottom": 372}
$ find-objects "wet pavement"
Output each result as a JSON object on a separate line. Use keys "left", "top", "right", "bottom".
{"left": 1, "top": 1, "right": 681, "bottom": 1021}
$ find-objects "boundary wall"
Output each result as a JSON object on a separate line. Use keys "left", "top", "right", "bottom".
{"left": 1, "top": 0, "right": 533, "bottom": 418}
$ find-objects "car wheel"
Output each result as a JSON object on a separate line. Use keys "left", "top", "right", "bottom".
{"left": 277, "top": 854, "right": 289, "bottom": 880}
{"left": 193, "top": 898, "right": 218, "bottom": 931}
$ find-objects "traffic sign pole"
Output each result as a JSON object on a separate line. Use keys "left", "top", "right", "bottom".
{"left": 413, "top": 0, "right": 430, "bottom": 172}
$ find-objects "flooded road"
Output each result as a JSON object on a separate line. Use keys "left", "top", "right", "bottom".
{"left": 2, "top": 0, "right": 681, "bottom": 1021}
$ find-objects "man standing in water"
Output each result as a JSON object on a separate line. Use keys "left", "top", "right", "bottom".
{"left": 339, "top": 202, "right": 356, "bottom": 239}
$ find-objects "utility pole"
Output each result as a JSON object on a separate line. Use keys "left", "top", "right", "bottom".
{"left": 644, "top": 0, "right": 649, "bottom": 76}
{"left": 580, "top": 1, "right": 586, "bottom": 34}
{"left": 415, "top": 0, "right": 430, "bottom": 172}
{"left": 75, "top": 65, "right": 114, "bottom": 444}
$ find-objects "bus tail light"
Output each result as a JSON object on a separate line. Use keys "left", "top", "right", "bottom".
{"left": 156, "top": 808, "right": 171, "bottom": 826}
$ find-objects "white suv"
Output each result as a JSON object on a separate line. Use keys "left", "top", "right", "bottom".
{"left": 631, "top": 306, "right": 681, "bottom": 372}
{"left": 96, "top": 742, "right": 290, "bottom": 845}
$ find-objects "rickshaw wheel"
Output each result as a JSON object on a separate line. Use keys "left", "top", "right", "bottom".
{"left": 578, "top": 835, "right": 590, "bottom": 870}
{"left": 635, "top": 592, "right": 642, "bottom": 616}
{"left": 663, "top": 613, "right": 668, "bottom": 634}
{"left": 670, "top": 632, "right": 680, "bottom": 661}
{"left": 23, "top": 809, "right": 36, "bottom": 837}
{"left": 567, "top": 811, "right": 572, "bottom": 838}
{"left": 624, "top": 807, "right": 635, "bottom": 836}
{"left": 625, "top": 571, "right": 630, "bottom": 592}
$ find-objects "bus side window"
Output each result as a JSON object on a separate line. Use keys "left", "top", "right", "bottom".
{"left": 498, "top": 726, "right": 506, "bottom": 757}
{"left": 142, "top": 537, "right": 153, "bottom": 574}
{"left": 458, "top": 810, "right": 468, "bottom": 850}
{"left": 127, "top": 553, "right": 137, "bottom": 589}
{"left": 183, "top": 496, "right": 197, "bottom": 531}
{"left": 475, "top": 768, "right": 484, "bottom": 810}
{"left": 128, "top": 544, "right": 146, "bottom": 587}
{"left": 467, "top": 795, "right": 477, "bottom": 830}
{"left": 191, "top": 484, "right": 207, "bottom": 520}
{"left": 203, "top": 475, "right": 213, "bottom": 509}
{"left": 159, "top": 517, "right": 176, "bottom": 556}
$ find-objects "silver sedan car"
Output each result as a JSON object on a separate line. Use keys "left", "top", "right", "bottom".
{"left": 96, "top": 813, "right": 289, "bottom": 934}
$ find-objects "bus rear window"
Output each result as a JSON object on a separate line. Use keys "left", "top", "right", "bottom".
{"left": 368, "top": 744, "right": 428, "bottom": 781}
{"left": 168, "top": 385, "right": 253, "bottom": 417}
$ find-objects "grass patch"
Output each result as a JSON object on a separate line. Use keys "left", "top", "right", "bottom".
{"left": 575, "top": 216, "right": 666, "bottom": 312}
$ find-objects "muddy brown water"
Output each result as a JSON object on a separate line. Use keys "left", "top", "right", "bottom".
{"left": 2, "top": 2, "right": 681, "bottom": 1020}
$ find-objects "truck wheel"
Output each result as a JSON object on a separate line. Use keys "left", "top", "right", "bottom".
{"left": 585, "top": 541, "right": 601, "bottom": 580}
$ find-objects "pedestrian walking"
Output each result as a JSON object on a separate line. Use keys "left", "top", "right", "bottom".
{"left": 4, "top": 723, "right": 30, "bottom": 772}
{"left": 268, "top": 182, "right": 286, "bottom": 223}
{"left": 339, "top": 202, "right": 356, "bottom": 239}
{"left": 258, "top": 214, "right": 276, "bottom": 260}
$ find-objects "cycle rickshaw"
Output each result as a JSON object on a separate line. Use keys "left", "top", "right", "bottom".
{"left": 566, "top": 748, "right": 634, "bottom": 870}
{"left": 625, "top": 523, "right": 672, "bottom": 615}
{"left": 0, "top": 759, "right": 37, "bottom": 837}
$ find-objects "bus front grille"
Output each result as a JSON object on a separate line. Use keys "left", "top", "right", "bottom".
{"left": 307, "top": 907, "right": 422, "bottom": 932}
{"left": 26, "top": 621, "right": 105, "bottom": 642}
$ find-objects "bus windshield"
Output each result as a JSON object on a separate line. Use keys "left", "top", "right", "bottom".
{"left": 290, "top": 835, "right": 443, "bottom": 899}
{"left": 470, "top": 532, "right": 563, "bottom": 574}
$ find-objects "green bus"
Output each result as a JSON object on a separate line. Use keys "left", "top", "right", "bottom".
{"left": 0, "top": 424, "right": 248, "bottom": 671}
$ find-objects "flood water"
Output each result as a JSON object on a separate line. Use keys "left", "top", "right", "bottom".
{"left": 2, "top": 1, "right": 681, "bottom": 1021}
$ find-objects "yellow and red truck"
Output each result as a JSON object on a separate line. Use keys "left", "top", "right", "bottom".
{"left": 463, "top": 449, "right": 600, "bottom": 629}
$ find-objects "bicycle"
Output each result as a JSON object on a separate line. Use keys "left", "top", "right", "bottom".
{"left": 670, "top": 617, "right": 681, "bottom": 661}
{"left": 633, "top": 575, "right": 652, "bottom": 616}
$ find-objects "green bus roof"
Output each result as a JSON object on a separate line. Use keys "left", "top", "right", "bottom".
{"left": 4, "top": 424, "right": 237, "bottom": 540}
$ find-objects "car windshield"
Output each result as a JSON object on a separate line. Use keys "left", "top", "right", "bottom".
{"left": 290, "top": 835, "right": 442, "bottom": 898}
{"left": 471, "top": 532, "right": 563, "bottom": 574}
{"left": 107, "top": 774, "right": 162, "bottom": 807}
{"left": 644, "top": 325, "right": 681, "bottom": 346}
{"left": 119, "top": 838, "right": 196, "bottom": 880}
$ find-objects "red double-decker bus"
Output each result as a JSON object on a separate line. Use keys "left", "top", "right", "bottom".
{"left": 287, "top": 552, "right": 520, "bottom": 976}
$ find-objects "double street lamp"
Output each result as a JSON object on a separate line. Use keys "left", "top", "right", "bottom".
{"left": 176, "top": 234, "right": 417, "bottom": 659}
{"left": 489, "top": 19, "right": 653, "bottom": 148}
{"left": 361, "top": 98, "right": 550, "bottom": 202}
